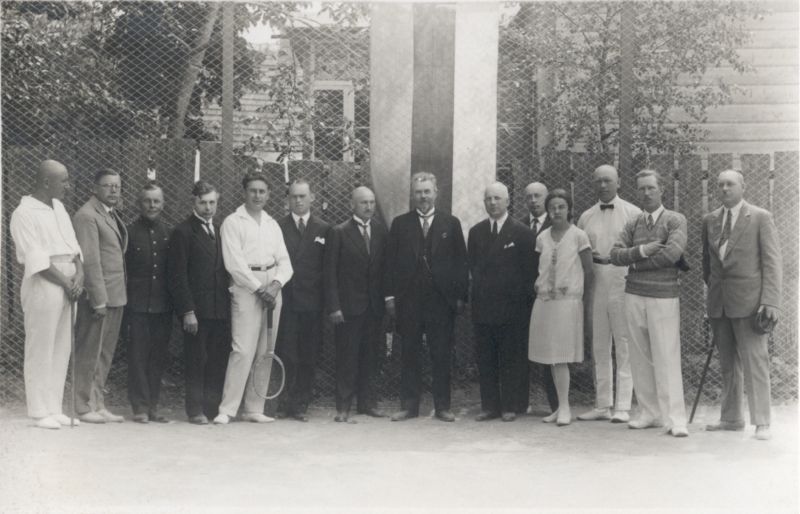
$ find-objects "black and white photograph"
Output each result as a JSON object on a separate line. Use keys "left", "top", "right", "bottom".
{"left": 0, "top": 1, "right": 797, "bottom": 512}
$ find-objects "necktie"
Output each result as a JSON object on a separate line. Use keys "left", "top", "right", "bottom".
{"left": 422, "top": 217, "right": 430, "bottom": 238}
{"left": 491, "top": 221, "right": 498, "bottom": 238}
{"left": 360, "top": 222, "right": 370, "bottom": 255}
{"left": 600, "top": 203, "right": 614, "bottom": 211}
{"left": 719, "top": 209, "right": 732, "bottom": 249}
{"left": 531, "top": 217, "right": 538, "bottom": 234}
{"left": 298, "top": 217, "right": 306, "bottom": 235}
{"left": 646, "top": 214, "right": 654, "bottom": 230}
{"left": 205, "top": 221, "right": 215, "bottom": 240}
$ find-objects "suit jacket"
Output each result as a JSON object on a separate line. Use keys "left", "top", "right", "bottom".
{"left": 324, "top": 218, "right": 387, "bottom": 317}
{"left": 166, "top": 215, "right": 230, "bottom": 320}
{"left": 702, "top": 201, "right": 782, "bottom": 318}
{"left": 468, "top": 217, "right": 538, "bottom": 325}
{"left": 384, "top": 211, "right": 469, "bottom": 310}
{"left": 125, "top": 217, "right": 171, "bottom": 314}
{"left": 73, "top": 195, "right": 128, "bottom": 308}
{"left": 526, "top": 213, "right": 552, "bottom": 238}
{"left": 278, "top": 214, "right": 330, "bottom": 312}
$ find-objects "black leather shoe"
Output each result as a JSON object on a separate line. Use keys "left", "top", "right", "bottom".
{"left": 435, "top": 410, "right": 456, "bottom": 422}
{"left": 188, "top": 415, "right": 209, "bottom": 425}
{"left": 148, "top": 412, "right": 170, "bottom": 423}
{"left": 334, "top": 411, "right": 349, "bottom": 423}
{"left": 358, "top": 408, "right": 387, "bottom": 418}
{"left": 475, "top": 411, "right": 500, "bottom": 421}
{"left": 390, "top": 410, "right": 419, "bottom": 422}
{"left": 291, "top": 412, "right": 309, "bottom": 422}
{"left": 501, "top": 412, "right": 516, "bottom": 422}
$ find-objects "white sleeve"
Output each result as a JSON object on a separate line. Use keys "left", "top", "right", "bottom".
{"left": 271, "top": 220, "right": 293, "bottom": 287}
{"left": 10, "top": 209, "right": 50, "bottom": 278}
{"left": 220, "top": 217, "right": 261, "bottom": 293}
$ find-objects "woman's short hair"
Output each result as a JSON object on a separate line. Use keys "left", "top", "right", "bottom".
{"left": 241, "top": 171, "right": 270, "bottom": 190}
{"left": 545, "top": 188, "right": 573, "bottom": 221}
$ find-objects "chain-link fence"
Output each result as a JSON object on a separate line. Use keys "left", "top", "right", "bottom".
{"left": 2, "top": 2, "right": 796, "bottom": 414}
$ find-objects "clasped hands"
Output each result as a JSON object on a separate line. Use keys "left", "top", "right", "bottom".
{"left": 63, "top": 271, "right": 84, "bottom": 303}
{"left": 256, "top": 280, "right": 282, "bottom": 309}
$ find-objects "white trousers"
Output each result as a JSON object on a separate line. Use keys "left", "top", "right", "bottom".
{"left": 219, "top": 270, "right": 282, "bottom": 417}
{"left": 624, "top": 293, "right": 687, "bottom": 428}
{"left": 590, "top": 264, "right": 633, "bottom": 410}
{"left": 21, "top": 262, "right": 75, "bottom": 418}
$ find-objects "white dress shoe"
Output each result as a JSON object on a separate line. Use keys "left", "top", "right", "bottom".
{"left": 669, "top": 426, "right": 689, "bottom": 437}
{"left": 542, "top": 411, "right": 558, "bottom": 423}
{"left": 213, "top": 413, "right": 231, "bottom": 424}
{"left": 556, "top": 408, "right": 572, "bottom": 427}
{"left": 53, "top": 414, "right": 80, "bottom": 426}
{"left": 241, "top": 413, "right": 274, "bottom": 423}
{"left": 35, "top": 417, "right": 61, "bottom": 430}
{"left": 577, "top": 408, "right": 611, "bottom": 421}
{"left": 755, "top": 425, "right": 771, "bottom": 441}
{"left": 610, "top": 410, "right": 630, "bottom": 423}
{"left": 628, "top": 416, "right": 662, "bottom": 430}
{"left": 98, "top": 409, "right": 124, "bottom": 423}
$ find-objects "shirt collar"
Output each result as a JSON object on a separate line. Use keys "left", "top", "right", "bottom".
{"left": 645, "top": 204, "right": 665, "bottom": 222}
{"left": 235, "top": 204, "right": 268, "bottom": 223}
{"left": 292, "top": 212, "right": 310, "bottom": 225}
{"left": 599, "top": 195, "right": 619, "bottom": 208}
{"left": 489, "top": 212, "right": 509, "bottom": 229}
{"left": 416, "top": 209, "right": 435, "bottom": 219}
{"left": 193, "top": 211, "right": 213, "bottom": 225}
{"left": 724, "top": 200, "right": 744, "bottom": 217}
{"left": 21, "top": 195, "right": 56, "bottom": 210}
{"left": 353, "top": 215, "right": 371, "bottom": 227}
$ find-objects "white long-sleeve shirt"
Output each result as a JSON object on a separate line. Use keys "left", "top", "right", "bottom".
{"left": 577, "top": 195, "right": 640, "bottom": 259}
{"left": 10, "top": 196, "right": 82, "bottom": 278}
{"left": 220, "top": 205, "right": 293, "bottom": 293}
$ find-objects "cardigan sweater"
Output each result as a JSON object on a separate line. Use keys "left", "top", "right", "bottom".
{"left": 610, "top": 208, "right": 687, "bottom": 298}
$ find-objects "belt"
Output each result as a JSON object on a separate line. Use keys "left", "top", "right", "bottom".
{"left": 50, "top": 254, "right": 76, "bottom": 263}
{"left": 249, "top": 264, "right": 276, "bottom": 271}
{"left": 592, "top": 256, "right": 611, "bottom": 265}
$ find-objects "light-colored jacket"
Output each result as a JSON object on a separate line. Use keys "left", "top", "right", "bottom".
{"left": 73, "top": 195, "right": 128, "bottom": 308}
{"left": 702, "top": 201, "right": 781, "bottom": 318}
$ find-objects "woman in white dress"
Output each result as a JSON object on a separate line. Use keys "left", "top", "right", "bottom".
{"left": 528, "top": 189, "right": 594, "bottom": 426}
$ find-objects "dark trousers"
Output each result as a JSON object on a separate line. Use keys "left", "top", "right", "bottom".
{"left": 183, "top": 319, "right": 231, "bottom": 419}
{"left": 475, "top": 321, "right": 529, "bottom": 414}
{"left": 275, "top": 309, "right": 323, "bottom": 414}
{"left": 398, "top": 291, "right": 454, "bottom": 414}
{"left": 126, "top": 311, "right": 173, "bottom": 415}
{"left": 334, "top": 311, "right": 381, "bottom": 413}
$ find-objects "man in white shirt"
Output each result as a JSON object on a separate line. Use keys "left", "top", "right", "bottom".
{"left": 214, "top": 171, "right": 293, "bottom": 424}
{"left": 577, "top": 165, "right": 640, "bottom": 423}
{"left": 10, "top": 160, "right": 84, "bottom": 429}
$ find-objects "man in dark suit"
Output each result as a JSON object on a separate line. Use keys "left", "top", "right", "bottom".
{"left": 166, "top": 180, "right": 231, "bottom": 425}
{"left": 275, "top": 179, "right": 330, "bottom": 421}
{"left": 470, "top": 182, "right": 538, "bottom": 421}
{"left": 73, "top": 168, "right": 128, "bottom": 424}
{"left": 324, "top": 186, "right": 387, "bottom": 423}
{"left": 124, "top": 183, "right": 172, "bottom": 423}
{"left": 386, "top": 172, "right": 469, "bottom": 423}
{"left": 524, "top": 181, "right": 558, "bottom": 415}
{"left": 702, "top": 170, "right": 781, "bottom": 441}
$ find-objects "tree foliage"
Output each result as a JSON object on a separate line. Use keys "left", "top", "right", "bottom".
{"left": 503, "top": 1, "right": 761, "bottom": 157}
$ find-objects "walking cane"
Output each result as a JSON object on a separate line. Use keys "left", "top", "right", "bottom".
{"left": 689, "top": 318, "right": 713, "bottom": 424}
{"left": 70, "top": 300, "right": 77, "bottom": 428}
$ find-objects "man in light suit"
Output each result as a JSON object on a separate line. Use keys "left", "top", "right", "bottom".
{"left": 324, "top": 186, "right": 387, "bottom": 423}
{"left": 524, "top": 181, "right": 557, "bottom": 415}
{"left": 469, "top": 182, "right": 537, "bottom": 421}
{"left": 73, "top": 168, "right": 128, "bottom": 424}
{"left": 702, "top": 169, "right": 781, "bottom": 441}
{"left": 275, "top": 179, "right": 330, "bottom": 421}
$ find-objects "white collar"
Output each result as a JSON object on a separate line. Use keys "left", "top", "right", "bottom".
{"left": 599, "top": 195, "right": 619, "bottom": 207}
{"left": 723, "top": 200, "right": 744, "bottom": 217}
{"left": 644, "top": 204, "right": 665, "bottom": 222}
{"left": 292, "top": 212, "right": 310, "bottom": 225}
{"left": 194, "top": 211, "right": 213, "bottom": 225}
{"left": 21, "top": 195, "right": 58, "bottom": 210}
{"left": 353, "top": 215, "right": 371, "bottom": 227}
{"left": 416, "top": 209, "right": 435, "bottom": 219}
{"left": 489, "top": 212, "right": 509, "bottom": 229}
{"left": 235, "top": 204, "right": 268, "bottom": 222}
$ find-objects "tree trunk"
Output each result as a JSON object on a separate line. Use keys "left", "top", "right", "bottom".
{"left": 168, "top": 2, "right": 221, "bottom": 139}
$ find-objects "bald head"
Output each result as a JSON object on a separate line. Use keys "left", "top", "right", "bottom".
{"left": 593, "top": 164, "right": 620, "bottom": 203}
{"left": 484, "top": 182, "right": 510, "bottom": 220}
{"left": 35, "top": 160, "right": 70, "bottom": 202}
{"left": 525, "top": 182, "right": 548, "bottom": 217}
{"left": 351, "top": 186, "right": 376, "bottom": 222}
{"left": 717, "top": 169, "right": 745, "bottom": 208}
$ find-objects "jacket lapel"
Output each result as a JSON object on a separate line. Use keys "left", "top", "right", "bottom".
{"left": 429, "top": 214, "right": 444, "bottom": 257}
{"left": 724, "top": 202, "right": 750, "bottom": 260}
{"left": 488, "top": 218, "right": 510, "bottom": 257}
{"left": 191, "top": 216, "right": 217, "bottom": 258}
{"left": 345, "top": 219, "right": 370, "bottom": 259}
{"left": 92, "top": 196, "right": 122, "bottom": 244}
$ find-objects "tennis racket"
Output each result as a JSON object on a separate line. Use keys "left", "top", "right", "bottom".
{"left": 249, "top": 306, "right": 285, "bottom": 400}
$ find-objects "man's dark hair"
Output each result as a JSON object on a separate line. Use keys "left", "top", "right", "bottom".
{"left": 138, "top": 182, "right": 163, "bottom": 201}
{"left": 545, "top": 188, "right": 573, "bottom": 221}
{"left": 192, "top": 180, "right": 217, "bottom": 197}
{"left": 94, "top": 168, "right": 120, "bottom": 184}
{"left": 241, "top": 171, "right": 270, "bottom": 190}
{"left": 287, "top": 178, "right": 312, "bottom": 193}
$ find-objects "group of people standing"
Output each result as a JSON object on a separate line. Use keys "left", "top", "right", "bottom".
{"left": 10, "top": 159, "right": 781, "bottom": 441}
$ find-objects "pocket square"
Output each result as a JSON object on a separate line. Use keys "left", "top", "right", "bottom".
{"left": 504, "top": 242, "right": 515, "bottom": 249}
{"left": 442, "top": 232, "right": 448, "bottom": 239}
{"left": 314, "top": 237, "right": 325, "bottom": 244}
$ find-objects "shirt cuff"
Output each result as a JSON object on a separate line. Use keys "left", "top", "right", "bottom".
{"left": 182, "top": 310, "right": 195, "bottom": 318}
{"left": 638, "top": 245, "right": 647, "bottom": 258}
{"left": 385, "top": 296, "right": 395, "bottom": 302}
{"left": 93, "top": 303, "right": 107, "bottom": 310}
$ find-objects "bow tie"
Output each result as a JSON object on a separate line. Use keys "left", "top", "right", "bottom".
{"left": 600, "top": 203, "right": 614, "bottom": 211}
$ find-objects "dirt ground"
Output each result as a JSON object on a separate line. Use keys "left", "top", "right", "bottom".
{"left": 0, "top": 401, "right": 796, "bottom": 514}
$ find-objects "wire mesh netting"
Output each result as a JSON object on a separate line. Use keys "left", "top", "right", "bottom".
{"left": 1, "top": 2, "right": 796, "bottom": 414}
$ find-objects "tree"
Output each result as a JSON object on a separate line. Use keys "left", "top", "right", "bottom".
{"left": 504, "top": 1, "right": 761, "bottom": 157}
